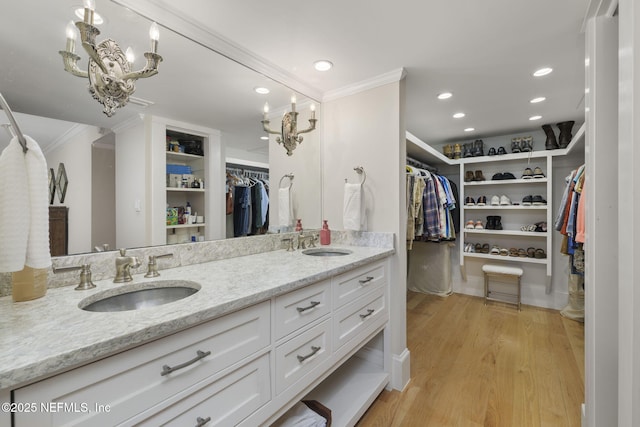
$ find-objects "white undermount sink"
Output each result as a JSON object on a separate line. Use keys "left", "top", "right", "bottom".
{"left": 302, "top": 248, "right": 353, "bottom": 257}
{"left": 80, "top": 280, "right": 201, "bottom": 312}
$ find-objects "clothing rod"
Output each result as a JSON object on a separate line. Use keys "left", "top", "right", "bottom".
{"left": 406, "top": 156, "right": 437, "bottom": 173}
{"left": 0, "top": 93, "right": 27, "bottom": 153}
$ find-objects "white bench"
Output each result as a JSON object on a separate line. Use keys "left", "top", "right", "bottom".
{"left": 482, "top": 264, "right": 524, "bottom": 310}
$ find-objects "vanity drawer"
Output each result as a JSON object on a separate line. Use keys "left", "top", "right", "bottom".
{"left": 275, "top": 320, "right": 331, "bottom": 395}
{"left": 13, "top": 301, "right": 270, "bottom": 427}
{"left": 332, "top": 260, "right": 386, "bottom": 308}
{"left": 274, "top": 279, "right": 331, "bottom": 340}
{"left": 334, "top": 287, "right": 387, "bottom": 350}
{"left": 133, "top": 353, "right": 271, "bottom": 427}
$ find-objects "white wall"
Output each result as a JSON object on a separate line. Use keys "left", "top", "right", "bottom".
{"left": 268, "top": 104, "right": 321, "bottom": 231}
{"left": 45, "top": 125, "right": 102, "bottom": 254}
{"left": 91, "top": 136, "right": 115, "bottom": 251}
{"left": 321, "top": 79, "right": 409, "bottom": 390}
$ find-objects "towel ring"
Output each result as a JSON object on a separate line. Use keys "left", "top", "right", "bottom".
{"left": 345, "top": 166, "right": 366, "bottom": 184}
{"left": 279, "top": 173, "right": 294, "bottom": 189}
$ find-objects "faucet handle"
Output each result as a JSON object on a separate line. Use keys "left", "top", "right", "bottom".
{"left": 145, "top": 253, "right": 174, "bottom": 278}
{"left": 53, "top": 263, "right": 96, "bottom": 290}
{"left": 119, "top": 248, "right": 127, "bottom": 256}
{"left": 281, "top": 237, "right": 295, "bottom": 252}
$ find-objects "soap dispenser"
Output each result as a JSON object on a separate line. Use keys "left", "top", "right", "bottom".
{"left": 320, "top": 220, "right": 331, "bottom": 245}
{"left": 295, "top": 219, "right": 303, "bottom": 232}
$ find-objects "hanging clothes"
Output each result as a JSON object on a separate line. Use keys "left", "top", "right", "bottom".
{"left": 555, "top": 165, "right": 586, "bottom": 275}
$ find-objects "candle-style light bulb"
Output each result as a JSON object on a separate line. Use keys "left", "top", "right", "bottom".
{"left": 125, "top": 47, "right": 135, "bottom": 65}
{"left": 65, "top": 21, "right": 77, "bottom": 53}
{"left": 149, "top": 22, "right": 160, "bottom": 53}
{"left": 263, "top": 102, "right": 269, "bottom": 120}
{"left": 310, "top": 103, "right": 316, "bottom": 119}
{"left": 291, "top": 94, "right": 296, "bottom": 112}
{"left": 83, "top": 0, "right": 95, "bottom": 25}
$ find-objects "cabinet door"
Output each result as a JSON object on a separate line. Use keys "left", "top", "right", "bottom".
{"left": 13, "top": 301, "right": 270, "bottom": 427}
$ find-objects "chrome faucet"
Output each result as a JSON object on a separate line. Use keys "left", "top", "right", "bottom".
{"left": 114, "top": 249, "right": 141, "bottom": 283}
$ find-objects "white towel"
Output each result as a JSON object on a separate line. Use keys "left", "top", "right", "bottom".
{"left": 344, "top": 182, "right": 366, "bottom": 231}
{"left": 278, "top": 186, "right": 293, "bottom": 227}
{"left": 0, "top": 135, "right": 51, "bottom": 272}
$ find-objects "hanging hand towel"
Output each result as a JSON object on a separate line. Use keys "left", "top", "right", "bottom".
{"left": 24, "top": 135, "right": 51, "bottom": 269}
{"left": 0, "top": 136, "right": 30, "bottom": 272}
{"left": 278, "top": 186, "right": 293, "bottom": 227}
{"left": 344, "top": 182, "right": 366, "bottom": 231}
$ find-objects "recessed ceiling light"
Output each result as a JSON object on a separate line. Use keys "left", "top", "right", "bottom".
{"left": 530, "top": 97, "right": 546, "bottom": 103}
{"left": 464, "top": 127, "right": 475, "bottom": 132}
{"left": 437, "top": 92, "right": 453, "bottom": 100}
{"left": 453, "top": 112, "right": 465, "bottom": 119}
{"left": 533, "top": 67, "right": 553, "bottom": 77}
{"left": 254, "top": 87, "right": 270, "bottom": 94}
{"left": 260, "top": 136, "right": 269, "bottom": 140}
{"left": 529, "top": 115, "right": 542, "bottom": 121}
{"left": 74, "top": 8, "right": 104, "bottom": 25}
{"left": 314, "top": 60, "right": 333, "bottom": 71}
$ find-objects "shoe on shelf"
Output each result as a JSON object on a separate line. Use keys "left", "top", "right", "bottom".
{"left": 475, "top": 243, "right": 483, "bottom": 252}
{"left": 532, "top": 195, "right": 547, "bottom": 205}
{"left": 499, "top": 195, "right": 512, "bottom": 205}
{"left": 508, "top": 248, "right": 519, "bottom": 257}
{"left": 474, "top": 170, "right": 486, "bottom": 181}
{"left": 481, "top": 243, "right": 490, "bottom": 254}
{"left": 490, "top": 195, "right": 500, "bottom": 206}
{"left": 502, "top": 172, "right": 516, "bottom": 180}
{"left": 543, "top": 124, "right": 559, "bottom": 150}
{"left": 476, "top": 196, "right": 487, "bottom": 206}
{"left": 532, "top": 166, "right": 545, "bottom": 178}
{"left": 526, "top": 247, "right": 536, "bottom": 258}
{"left": 464, "top": 171, "right": 475, "bottom": 182}
{"left": 463, "top": 243, "right": 471, "bottom": 252}
{"left": 511, "top": 138, "right": 521, "bottom": 153}
{"left": 453, "top": 144, "right": 462, "bottom": 159}
{"left": 520, "top": 136, "right": 533, "bottom": 152}
{"left": 499, "top": 248, "right": 509, "bottom": 256}
{"left": 497, "top": 146, "right": 507, "bottom": 155}
{"left": 485, "top": 215, "right": 495, "bottom": 230}
{"left": 557, "top": 121, "right": 575, "bottom": 148}
{"left": 521, "top": 167, "right": 533, "bottom": 179}
{"left": 463, "top": 142, "right": 474, "bottom": 158}
{"left": 491, "top": 172, "right": 504, "bottom": 180}
{"left": 472, "top": 139, "right": 485, "bottom": 157}
{"left": 465, "top": 220, "right": 476, "bottom": 229}
{"left": 522, "top": 195, "right": 533, "bottom": 206}
{"left": 442, "top": 144, "right": 453, "bottom": 159}
{"left": 534, "top": 248, "right": 547, "bottom": 259}
{"left": 465, "top": 196, "right": 475, "bottom": 206}
{"left": 518, "top": 248, "right": 528, "bottom": 257}
{"left": 487, "top": 147, "right": 497, "bottom": 156}
{"left": 490, "top": 245, "right": 501, "bottom": 255}
{"left": 493, "top": 216, "right": 503, "bottom": 230}
{"left": 535, "top": 221, "right": 548, "bottom": 232}
{"left": 521, "top": 224, "right": 537, "bottom": 232}
{"left": 474, "top": 221, "right": 484, "bottom": 230}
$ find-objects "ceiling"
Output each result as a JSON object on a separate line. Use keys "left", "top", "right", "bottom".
{"left": 1, "top": 0, "right": 589, "bottom": 155}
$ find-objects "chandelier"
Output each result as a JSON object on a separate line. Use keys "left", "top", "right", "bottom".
{"left": 262, "top": 95, "right": 318, "bottom": 156}
{"left": 58, "top": 0, "right": 163, "bottom": 117}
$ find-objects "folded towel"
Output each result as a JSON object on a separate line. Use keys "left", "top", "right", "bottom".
{"left": 278, "top": 186, "right": 293, "bottom": 227}
{"left": 344, "top": 182, "right": 366, "bottom": 231}
{"left": 0, "top": 135, "right": 51, "bottom": 272}
{"left": 271, "top": 401, "right": 327, "bottom": 427}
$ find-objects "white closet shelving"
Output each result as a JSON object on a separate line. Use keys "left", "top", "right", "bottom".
{"left": 406, "top": 124, "right": 585, "bottom": 292}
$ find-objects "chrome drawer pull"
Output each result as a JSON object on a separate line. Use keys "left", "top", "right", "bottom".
{"left": 161, "top": 350, "right": 211, "bottom": 376}
{"left": 359, "top": 276, "right": 374, "bottom": 285}
{"left": 195, "top": 416, "right": 211, "bottom": 426}
{"left": 297, "top": 345, "right": 321, "bottom": 363}
{"left": 296, "top": 300, "right": 320, "bottom": 313}
{"left": 360, "top": 308, "right": 375, "bottom": 319}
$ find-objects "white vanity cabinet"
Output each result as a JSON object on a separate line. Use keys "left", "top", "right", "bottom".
{"left": 9, "top": 256, "right": 391, "bottom": 427}
{"left": 12, "top": 301, "right": 271, "bottom": 427}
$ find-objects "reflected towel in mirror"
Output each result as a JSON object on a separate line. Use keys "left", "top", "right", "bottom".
{"left": 343, "top": 182, "right": 366, "bottom": 231}
{"left": 278, "top": 186, "right": 293, "bottom": 227}
{"left": 0, "top": 135, "right": 51, "bottom": 272}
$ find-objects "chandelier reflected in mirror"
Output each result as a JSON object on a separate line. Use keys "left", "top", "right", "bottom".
{"left": 262, "top": 95, "right": 318, "bottom": 156}
{"left": 58, "top": 0, "right": 163, "bottom": 117}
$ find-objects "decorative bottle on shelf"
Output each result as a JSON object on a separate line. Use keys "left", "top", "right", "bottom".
{"left": 295, "top": 219, "right": 303, "bottom": 232}
{"left": 320, "top": 220, "right": 331, "bottom": 245}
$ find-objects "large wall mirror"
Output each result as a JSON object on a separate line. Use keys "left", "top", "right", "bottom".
{"left": 0, "top": 0, "right": 321, "bottom": 256}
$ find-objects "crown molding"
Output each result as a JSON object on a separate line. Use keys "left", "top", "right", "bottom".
{"left": 322, "top": 68, "right": 407, "bottom": 102}
{"left": 111, "top": 114, "right": 144, "bottom": 134}
{"left": 43, "top": 124, "right": 95, "bottom": 155}
{"left": 111, "top": 0, "right": 323, "bottom": 102}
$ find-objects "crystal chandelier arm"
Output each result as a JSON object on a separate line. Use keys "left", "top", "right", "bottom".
{"left": 122, "top": 52, "right": 163, "bottom": 80}
{"left": 59, "top": 51, "right": 89, "bottom": 78}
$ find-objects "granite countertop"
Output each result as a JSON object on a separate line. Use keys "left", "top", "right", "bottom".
{"left": 0, "top": 244, "right": 393, "bottom": 390}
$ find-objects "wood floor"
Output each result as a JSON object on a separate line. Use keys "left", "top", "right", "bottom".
{"left": 356, "top": 292, "right": 585, "bottom": 427}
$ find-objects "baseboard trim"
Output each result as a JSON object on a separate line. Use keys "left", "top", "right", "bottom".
{"left": 391, "top": 348, "right": 410, "bottom": 391}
